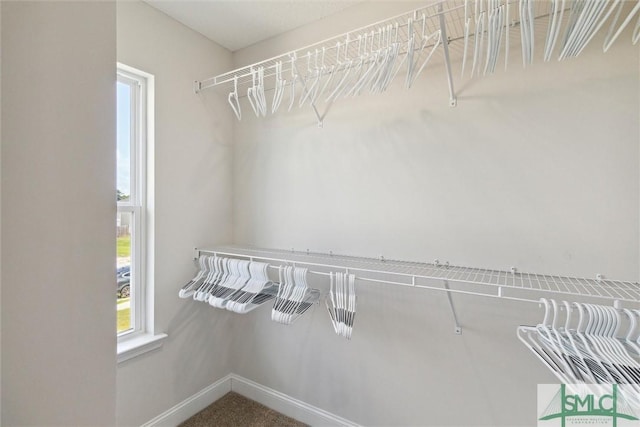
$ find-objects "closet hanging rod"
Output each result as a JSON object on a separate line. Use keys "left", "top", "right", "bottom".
{"left": 202, "top": 36, "right": 452, "bottom": 96}
{"left": 195, "top": 246, "right": 640, "bottom": 304}
{"left": 195, "top": 0, "right": 477, "bottom": 93}
{"left": 194, "top": 0, "right": 560, "bottom": 94}
{"left": 262, "top": 264, "right": 535, "bottom": 303}
{"left": 195, "top": 0, "right": 547, "bottom": 92}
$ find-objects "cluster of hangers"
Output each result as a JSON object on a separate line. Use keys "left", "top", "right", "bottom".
{"left": 462, "top": 0, "right": 511, "bottom": 76}
{"left": 326, "top": 272, "right": 357, "bottom": 340}
{"left": 271, "top": 266, "right": 320, "bottom": 325}
{"left": 227, "top": 13, "right": 443, "bottom": 122}
{"left": 518, "top": 298, "right": 640, "bottom": 406}
{"left": 462, "top": 0, "right": 640, "bottom": 75}
{"left": 179, "top": 255, "right": 278, "bottom": 314}
{"left": 180, "top": 256, "right": 357, "bottom": 338}
{"left": 223, "top": 0, "right": 640, "bottom": 123}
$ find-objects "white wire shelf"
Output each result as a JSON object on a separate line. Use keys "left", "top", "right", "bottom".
{"left": 194, "top": 0, "right": 553, "bottom": 95}
{"left": 195, "top": 246, "right": 640, "bottom": 304}
{"left": 197, "top": 1, "right": 459, "bottom": 91}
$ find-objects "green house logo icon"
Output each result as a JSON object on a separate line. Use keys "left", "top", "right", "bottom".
{"left": 539, "top": 384, "right": 639, "bottom": 427}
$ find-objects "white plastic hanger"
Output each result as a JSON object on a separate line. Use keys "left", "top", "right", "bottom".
{"left": 326, "top": 272, "right": 356, "bottom": 339}
{"left": 591, "top": 305, "right": 640, "bottom": 385}
{"left": 633, "top": 12, "right": 640, "bottom": 44}
{"left": 256, "top": 67, "right": 267, "bottom": 117}
{"left": 622, "top": 308, "right": 640, "bottom": 356}
{"left": 206, "top": 258, "right": 237, "bottom": 304}
{"left": 228, "top": 76, "right": 242, "bottom": 121}
{"left": 518, "top": 325, "right": 571, "bottom": 381}
{"left": 461, "top": 0, "right": 471, "bottom": 76}
{"left": 406, "top": 14, "right": 431, "bottom": 86}
{"left": 326, "top": 273, "right": 339, "bottom": 332}
{"left": 382, "top": 23, "right": 403, "bottom": 91}
{"left": 282, "top": 267, "right": 305, "bottom": 324}
{"left": 407, "top": 30, "right": 441, "bottom": 88}
{"left": 271, "top": 61, "right": 286, "bottom": 114}
{"left": 559, "top": 0, "right": 593, "bottom": 59}
{"left": 315, "top": 42, "right": 342, "bottom": 103}
{"left": 544, "top": 0, "right": 566, "bottom": 61}
{"left": 518, "top": 300, "right": 574, "bottom": 383}
{"left": 560, "top": 0, "right": 586, "bottom": 55}
{"left": 559, "top": 0, "right": 612, "bottom": 60}
{"left": 226, "top": 261, "right": 276, "bottom": 314}
{"left": 328, "top": 37, "right": 359, "bottom": 101}
{"left": 370, "top": 25, "right": 398, "bottom": 94}
{"left": 535, "top": 299, "right": 578, "bottom": 382}
{"left": 320, "top": 41, "right": 345, "bottom": 102}
{"left": 346, "top": 273, "right": 357, "bottom": 339}
{"left": 572, "top": 302, "right": 618, "bottom": 383}
{"left": 504, "top": 0, "right": 510, "bottom": 70}
{"left": 471, "top": 8, "right": 486, "bottom": 75}
{"left": 483, "top": 1, "right": 495, "bottom": 74}
{"left": 385, "top": 25, "right": 411, "bottom": 90}
{"left": 326, "top": 57, "right": 355, "bottom": 103}
{"left": 299, "top": 50, "right": 321, "bottom": 107}
{"left": 287, "top": 54, "right": 298, "bottom": 112}
{"left": 347, "top": 30, "right": 383, "bottom": 96}
{"left": 309, "top": 47, "right": 330, "bottom": 104}
{"left": 603, "top": 0, "right": 640, "bottom": 51}
{"left": 209, "top": 259, "right": 251, "bottom": 308}
{"left": 406, "top": 17, "right": 416, "bottom": 82}
{"left": 286, "top": 267, "right": 309, "bottom": 324}
{"left": 484, "top": 1, "right": 505, "bottom": 75}
{"left": 179, "top": 255, "right": 209, "bottom": 298}
{"left": 194, "top": 256, "right": 221, "bottom": 301}
{"left": 559, "top": 300, "right": 598, "bottom": 383}
{"left": 571, "top": 0, "right": 623, "bottom": 58}
{"left": 271, "top": 266, "right": 317, "bottom": 325}
{"left": 519, "top": 0, "right": 535, "bottom": 66}
{"left": 199, "top": 257, "right": 230, "bottom": 302}
{"left": 272, "top": 266, "right": 293, "bottom": 323}
{"left": 589, "top": 304, "right": 640, "bottom": 386}
{"left": 247, "top": 68, "right": 260, "bottom": 117}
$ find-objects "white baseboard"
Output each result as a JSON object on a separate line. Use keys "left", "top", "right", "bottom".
{"left": 230, "top": 374, "right": 360, "bottom": 427}
{"left": 141, "top": 374, "right": 232, "bottom": 427}
{"left": 141, "top": 373, "right": 358, "bottom": 427}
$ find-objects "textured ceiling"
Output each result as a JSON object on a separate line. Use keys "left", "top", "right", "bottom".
{"left": 145, "top": 1, "right": 363, "bottom": 52}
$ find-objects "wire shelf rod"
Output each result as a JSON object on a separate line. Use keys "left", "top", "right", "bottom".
{"left": 214, "top": 246, "right": 614, "bottom": 287}
{"left": 196, "top": 0, "right": 560, "bottom": 95}
{"left": 196, "top": 246, "right": 640, "bottom": 303}
{"left": 197, "top": 1, "right": 467, "bottom": 89}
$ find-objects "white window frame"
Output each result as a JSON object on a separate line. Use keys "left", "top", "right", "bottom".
{"left": 117, "top": 63, "right": 166, "bottom": 362}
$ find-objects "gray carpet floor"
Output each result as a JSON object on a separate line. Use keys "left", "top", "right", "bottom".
{"left": 179, "top": 392, "right": 308, "bottom": 427}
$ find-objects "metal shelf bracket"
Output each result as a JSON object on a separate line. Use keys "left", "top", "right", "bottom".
{"left": 438, "top": 3, "right": 457, "bottom": 108}
{"left": 444, "top": 280, "right": 462, "bottom": 335}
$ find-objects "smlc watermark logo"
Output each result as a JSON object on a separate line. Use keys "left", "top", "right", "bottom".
{"left": 538, "top": 384, "right": 639, "bottom": 427}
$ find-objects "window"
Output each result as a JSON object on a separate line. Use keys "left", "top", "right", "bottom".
{"left": 117, "top": 66, "right": 146, "bottom": 336}
{"left": 116, "top": 64, "right": 165, "bottom": 361}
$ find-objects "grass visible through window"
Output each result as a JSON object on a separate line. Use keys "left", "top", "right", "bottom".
{"left": 117, "top": 235, "right": 131, "bottom": 257}
{"left": 117, "top": 298, "right": 131, "bottom": 333}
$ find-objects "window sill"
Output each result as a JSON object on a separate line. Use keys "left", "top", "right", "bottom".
{"left": 117, "top": 332, "right": 168, "bottom": 364}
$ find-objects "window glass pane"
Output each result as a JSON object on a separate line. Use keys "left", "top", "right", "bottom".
{"left": 117, "top": 211, "right": 132, "bottom": 333}
{"left": 117, "top": 81, "right": 132, "bottom": 201}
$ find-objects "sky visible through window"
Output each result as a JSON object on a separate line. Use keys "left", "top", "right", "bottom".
{"left": 117, "top": 82, "right": 131, "bottom": 199}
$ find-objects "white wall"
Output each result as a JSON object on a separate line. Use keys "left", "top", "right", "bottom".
{"left": 116, "top": 2, "right": 235, "bottom": 425}
{"left": 233, "top": 1, "right": 639, "bottom": 281}
{"left": 1, "top": 2, "right": 117, "bottom": 425}
{"left": 0, "top": 1, "right": 3, "bottom": 417}
{"left": 230, "top": 2, "right": 640, "bottom": 425}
